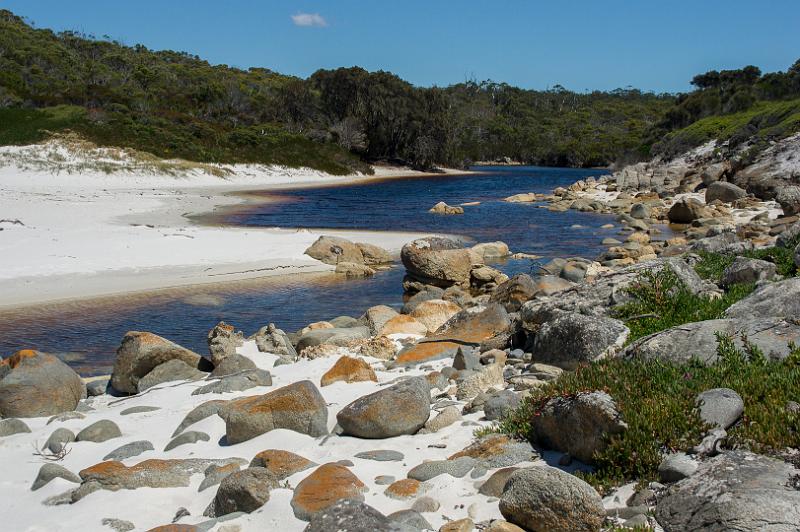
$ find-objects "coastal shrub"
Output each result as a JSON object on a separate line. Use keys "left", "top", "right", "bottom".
{"left": 694, "top": 244, "right": 800, "bottom": 283}
{"left": 499, "top": 336, "right": 800, "bottom": 491}
{"left": 612, "top": 268, "right": 754, "bottom": 343}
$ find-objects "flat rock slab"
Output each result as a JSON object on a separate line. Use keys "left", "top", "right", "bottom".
{"left": 656, "top": 451, "right": 800, "bottom": 531}
{"left": 624, "top": 317, "right": 800, "bottom": 364}
{"left": 354, "top": 450, "right": 405, "bottom": 462}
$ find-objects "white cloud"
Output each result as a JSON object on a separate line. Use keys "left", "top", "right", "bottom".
{"left": 291, "top": 13, "right": 328, "bottom": 27}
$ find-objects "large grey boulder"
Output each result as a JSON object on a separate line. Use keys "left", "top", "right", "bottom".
{"left": 776, "top": 185, "right": 800, "bottom": 216}
{"left": 724, "top": 278, "right": 800, "bottom": 319}
{"left": 337, "top": 377, "right": 430, "bottom": 438}
{"left": 658, "top": 452, "right": 698, "bottom": 483}
{"left": 668, "top": 198, "right": 708, "bottom": 223}
{"left": 531, "top": 313, "right": 628, "bottom": 370}
{"left": 207, "top": 321, "right": 244, "bottom": 366}
{"left": 111, "top": 332, "right": 209, "bottom": 394}
{"left": 401, "top": 236, "right": 482, "bottom": 288}
{"left": 0, "top": 350, "right": 85, "bottom": 418}
{"left": 690, "top": 232, "right": 754, "bottom": 254}
{"left": 720, "top": 256, "right": 777, "bottom": 286}
{"left": 529, "top": 391, "right": 627, "bottom": 464}
{"left": 624, "top": 317, "right": 800, "bottom": 364}
{"left": 499, "top": 466, "right": 605, "bottom": 532}
{"left": 208, "top": 467, "right": 278, "bottom": 516}
{"left": 137, "top": 359, "right": 206, "bottom": 391}
{"left": 219, "top": 380, "right": 328, "bottom": 443}
{"left": 520, "top": 258, "right": 706, "bottom": 327}
{"left": 705, "top": 181, "right": 747, "bottom": 203}
{"left": 697, "top": 388, "right": 744, "bottom": 429}
{"left": 656, "top": 451, "right": 800, "bottom": 531}
{"left": 489, "top": 274, "right": 538, "bottom": 312}
{"left": 209, "top": 353, "right": 257, "bottom": 377}
{"left": 252, "top": 323, "right": 297, "bottom": 358}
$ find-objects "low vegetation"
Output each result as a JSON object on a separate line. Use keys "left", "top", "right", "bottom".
{"left": 500, "top": 336, "right": 800, "bottom": 491}
{"left": 612, "top": 268, "right": 754, "bottom": 344}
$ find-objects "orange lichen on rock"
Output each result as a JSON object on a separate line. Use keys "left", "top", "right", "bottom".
{"left": 320, "top": 355, "right": 377, "bottom": 387}
{"left": 384, "top": 478, "right": 422, "bottom": 500}
{"left": 290, "top": 463, "right": 367, "bottom": 521}
{"left": 250, "top": 449, "right": 314, "bottom": 480}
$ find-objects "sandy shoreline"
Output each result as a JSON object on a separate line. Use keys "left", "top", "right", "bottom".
{"left": 0, "top": 148, "right": 476, "bottom": 310}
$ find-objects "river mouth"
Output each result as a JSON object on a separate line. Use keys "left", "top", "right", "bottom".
{"left": 0, "top": 166, "right": 622, "bottom": 375}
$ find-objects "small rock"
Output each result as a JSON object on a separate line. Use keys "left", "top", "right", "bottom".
{"left": 191, "top": 369, "right": 272, "bottom": 395}
{"left": 440, "top": 518, "right": 474, "bottom": 532}
{"left": 290, "top": 463, "right": 367, "bottom": 521}
{"left": 389, "top": 510, "right": 433, "bottom": 530}
{"left": 199, "top": 463, "right": 241, "bottom": 492}
{"left": 120, "top": 406, "right": 161, "bottom": 415}
{"left": 658, "top": 452, "right": 698, "bottom": 483}
{"left": 0, "top": 418, "right": 31, "bottom": 437}
{"left": 423, "top": 405, "right": 462, "bottom": 432}
{"left": 354, "top": 450, "right": 405, "bottom": 462}
{"left": 320, "top": 355, "right": 377, "bottom": 387}
{"left": 407, "top": 457, "right": 475, "bottom": 481}
{"left": 31, "top": 463, "right": 81, "bottom": 490}
{"left": 411, "top": 496, "right": 441, "bottom": 513}
{"left": 385, "top": 478, "right": 423, "bottom": 500}
{"left": 103, "top": 440, "right": 155, "bottom": 461}
{"left": 164, "top": 430, "right": 210, "bottom": 451}
{"left": 209, "top": 467, "right": 278, "bottom": 516}
{"left": 696, "top": 388, "right": 744, "bottom": 429}
{"left": 44, "top": 427, "right": 75, "bottom": 454}
{"left": 76, "top": 419, "right": 122, "bottom": 443}
{"left": 478, "top": 467, "right": 519, "bottom": 497}
{"left": 249, "top": 449, "right": 315, "bottom": 480}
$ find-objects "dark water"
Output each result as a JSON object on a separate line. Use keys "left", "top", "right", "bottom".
{"left": 0, "top": 166, "right": 620, "bottom": 375}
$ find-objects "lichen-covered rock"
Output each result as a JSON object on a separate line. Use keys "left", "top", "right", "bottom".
{"left": 668, "top": 197, "right": 708, "bottom": 223}
{"left": 336, "top": 262, "right": 376, "bottom": 277}
{"left": 305, "top": 499, "right": 404, "bottom": 532}
{"left": 252, "top": 323, "right": 297, "bottom": 358}
{"left": 75, "top": 458, "right": 245, "bottom": 501}
{"left": 320, "top": 355, "right": 377, "bottom": 387}
{"left": 395, "top": 304, "right": 511, "bottom": 366}
{"left": 138, "top": 359, "right": 206, "bottom": 391}
{"left": 337, "top": 377, "right": 430, "bottom": 438}
{"left": 724, "top": 277, "right": 800, "bottom": 319}
{"left": 624, "top": 317, "right": 800, "bottom": 364}
{"left": 111, "top": 332, "right": 207, "bottom": 394}
{"left": 429, "top": 201, "right": 464, "bottom": 215}
{"left": 296, "top": 327, "right": 371, "bottom": 354}
{"left": 385, "top": 478, "right": 423, "bottom": 500}
{"left": 356, "top": 242, "right": 392, "bottom": 265}
{"left": 489, "top": 274, "right": 537, "bottom": 312}
{"left": 378, "top": 315, "right": 428, "bottom": 336}
{"left": 290, "top": 463, "right": 367, "bottom": 521}
{"left": 249, "top": 449, "right": 315, "bottom": 480}
{"left": 219, "top": 380, "right": 328, "bottom": 443}
{"left": 0, "top": 350, "right": 85, "bottom": 418}
{"left": 409, "top": 299, "right": 461, "bottom": 333}
{"left": 656, "top": 451, "right": 800, "bottom": 531}
{"left": 207, "top": 321, "right": 243, "bottom": 366}
{"left": 305, "top": 235, "right": 365, "bottom": 265}
{"left": 499, "top": 466, "right": 605, "bottom": 532}
{"left": 532, "top": 313, "right": 629, "bottom": 370}
{"left": 208, "top": 466, "right": 278, "bottom": 516}
{"left": 705, "top": 181, "right": 747, "bottom": 203}
{"left": 720, "top": 256, "right": 777, "bottom": 287}
{"left": 529, "top": 391, "right": 627, "bottom": 464}
{"left": 401, "top": 236, "right": 482, "bottom": 288}
{"left": 449, "top": 434, "right": 537, "bottom": 469}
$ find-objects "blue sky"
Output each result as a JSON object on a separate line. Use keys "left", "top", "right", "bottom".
{"left": 2, "top": 0, "right": 798, "bottom": 93}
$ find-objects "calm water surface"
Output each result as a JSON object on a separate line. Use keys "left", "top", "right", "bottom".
{"left": 0, "top": 166, "right": 622, "bottom": 375}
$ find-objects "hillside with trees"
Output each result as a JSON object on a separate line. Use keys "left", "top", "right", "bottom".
{"left": 2, "top": 9, "right": 798, "bottom": 173}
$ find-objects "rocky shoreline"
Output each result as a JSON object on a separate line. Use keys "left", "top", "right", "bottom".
{"left": 2, "top": 143, "right": 800, "bottom": 531}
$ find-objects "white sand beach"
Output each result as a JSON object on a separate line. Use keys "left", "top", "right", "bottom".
{"left": 0, "top": 141, "right": 469, "bottom": 309}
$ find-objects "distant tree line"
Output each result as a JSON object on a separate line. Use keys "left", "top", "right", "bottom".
{"left": 1, "top": 9, "right": 798, "bottom": 171}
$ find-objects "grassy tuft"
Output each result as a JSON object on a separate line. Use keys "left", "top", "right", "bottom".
{"left": 612, "top": 268, "right": 754, "bottom": 344}
{"left": 499, "top": 337, "right": 800, "bottom": 492}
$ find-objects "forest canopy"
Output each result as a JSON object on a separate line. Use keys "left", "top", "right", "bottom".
{"left": 1, "top": 9, "right": 799, "bottom": 172}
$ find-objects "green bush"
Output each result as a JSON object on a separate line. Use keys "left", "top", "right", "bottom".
{"left": 499, "top": 337, "right": 800, "bottom": 492}
{"left": 612, "top": 268, "right": 754, "bottom": 343}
